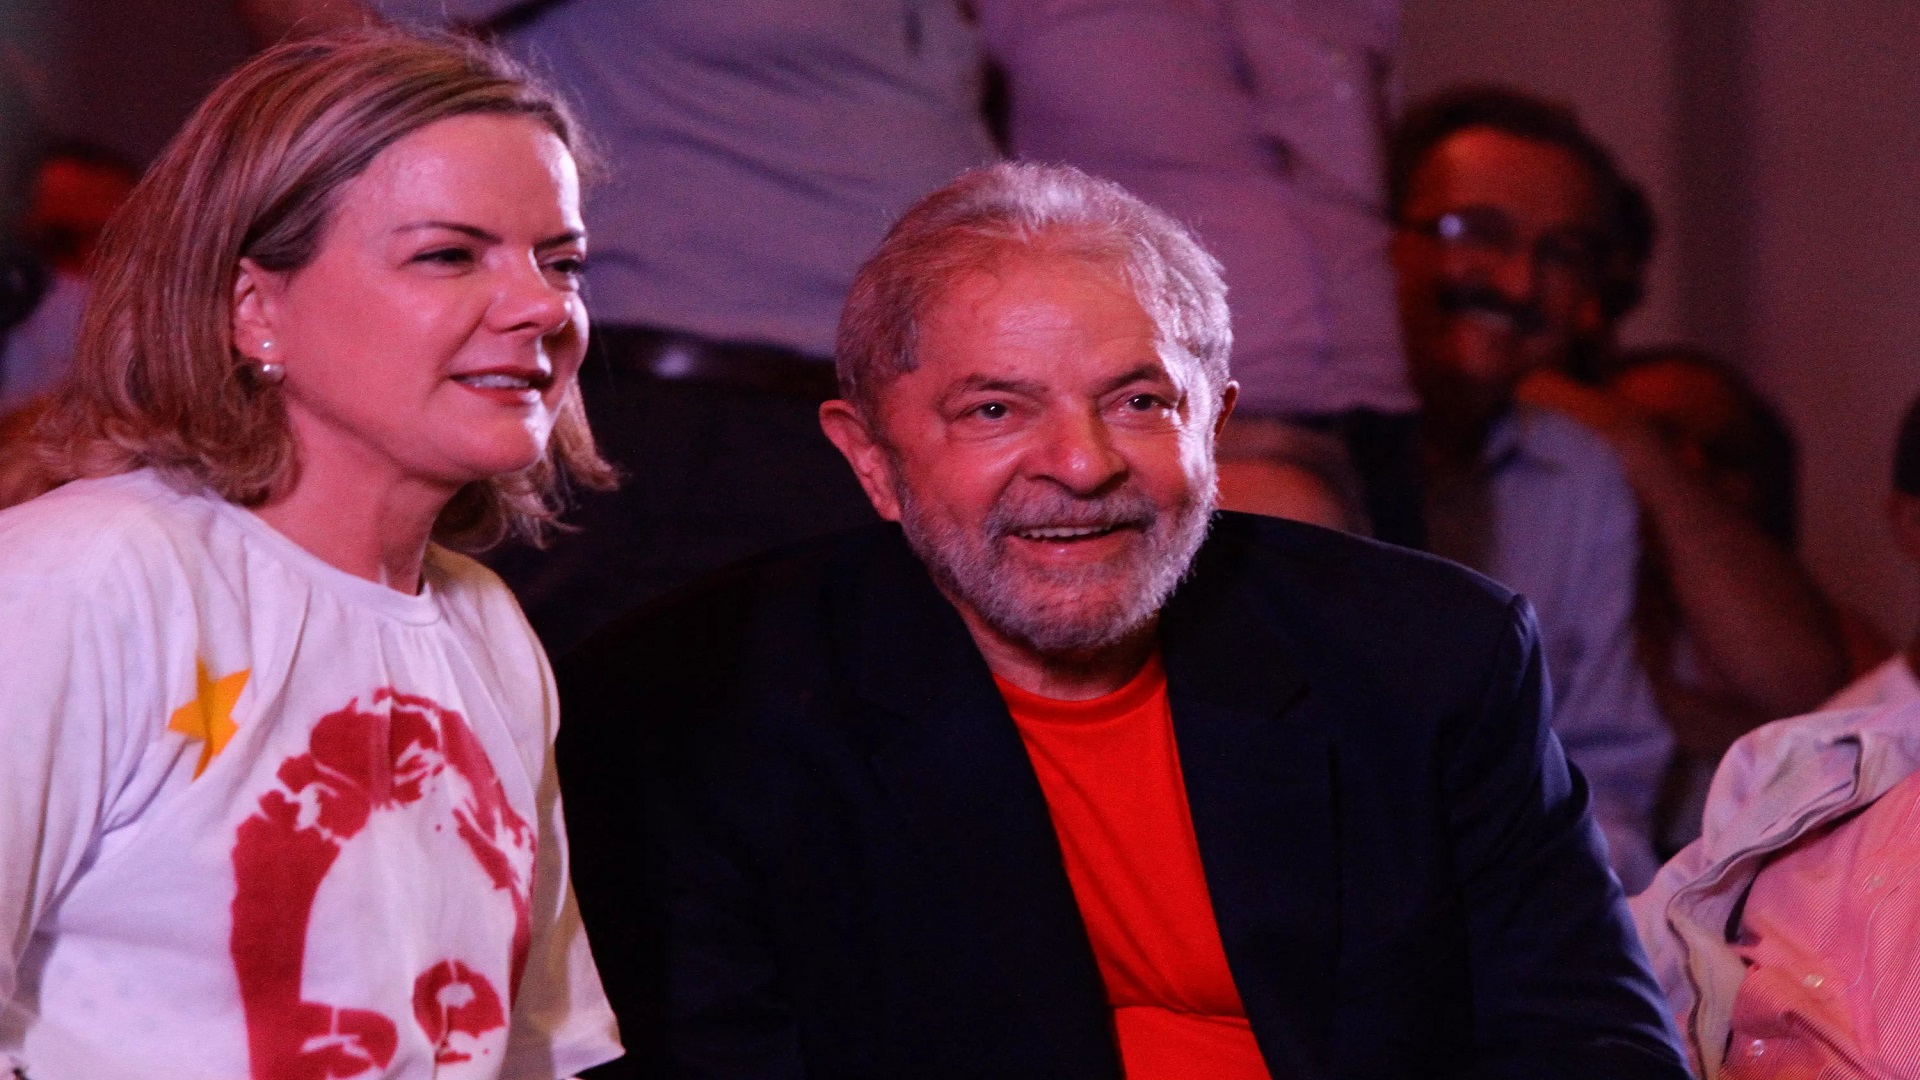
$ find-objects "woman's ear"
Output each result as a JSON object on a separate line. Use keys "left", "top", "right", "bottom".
{"left": 230, "top": 257, "right": 284, "bottom": 362}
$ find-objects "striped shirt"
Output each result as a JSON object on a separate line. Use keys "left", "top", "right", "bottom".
{"left": 1723, "top": 767, "right": 1920, "bottom": 1077}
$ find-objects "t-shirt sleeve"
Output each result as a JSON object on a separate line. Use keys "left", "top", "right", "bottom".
{"left": 501, "top": 637, "right": 623, "bottom": 1077}
{"left": 0, "top": 534, "right": 154, "bottom": 1029}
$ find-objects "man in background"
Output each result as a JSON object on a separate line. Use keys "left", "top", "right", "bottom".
{"left": 1389, "top": 85, "right": 1670, "bottom": 890}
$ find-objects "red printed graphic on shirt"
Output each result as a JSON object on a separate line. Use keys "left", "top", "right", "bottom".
{"left": 229, "top": 688, "right": 535, "bottom": 1078}
{"left": 414, "top": 960, "right": 508, "bottom": 1064}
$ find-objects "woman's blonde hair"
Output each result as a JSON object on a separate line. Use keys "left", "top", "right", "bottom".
{"left": 39, "top": 28, "right": 614, "bottom": 550}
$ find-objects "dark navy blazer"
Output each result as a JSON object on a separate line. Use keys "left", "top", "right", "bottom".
{"left": 557, "top": 513, "right": 1688, "bottom": 1079}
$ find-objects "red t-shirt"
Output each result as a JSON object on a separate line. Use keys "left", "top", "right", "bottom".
{"left": 996, "top": 655, "right": 1271, "bottom": 1079}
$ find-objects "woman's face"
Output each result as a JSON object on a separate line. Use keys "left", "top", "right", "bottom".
{"left": 236, "top": 113, "right": 587, "bottom": 500}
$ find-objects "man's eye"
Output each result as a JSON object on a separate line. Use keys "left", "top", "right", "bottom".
{"left": 1536, "top": 235, "right": 1602, "bottom": 277}
{"left": 971, "top": 401, "right": 1010, "bottom": 420}
{"left": 1125, "top": 394, "right": 1167, "bottom": 411}
{"left": 544, "top": 255, "right": 587, "bottom": 278}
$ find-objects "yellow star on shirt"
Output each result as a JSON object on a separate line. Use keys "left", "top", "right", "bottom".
{"left": 167, "top": 660, "right": 250, "bottom": 778}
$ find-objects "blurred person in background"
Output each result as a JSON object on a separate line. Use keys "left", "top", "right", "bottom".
{"left": 0, "top": 31, "right": 621, "bottom": 1078}
{"left": 0, "top": 241, "right": 63, "bottom": 509}
{"left": 0, "top": 241, "right": 47, "bottom": 360}
{"left": 1524, "top": 343, "right": 1855, "bottom": 851}
{"left": 0, "top": 143, "right": 137, "bottom": 411}
{"left": 239, "top": 0, "right": 999, "bottom": 655}
{"left": 1822, "top": 392, "right": 1920, "bottom": 709}
{"left": 1389, "top": 85, "right": 1669, "bottom": 890}
{"left": 1633, "top": 394, "right": 1920, "bottom": 1079}
{"left": 977, "top": 0, "right": 1420, "bottom": 543}
{"left": 19, "top": 141, "right": 139, "bottom": 278}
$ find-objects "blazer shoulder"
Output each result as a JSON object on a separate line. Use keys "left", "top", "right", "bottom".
{"left": 555, "top": 524, "right": 912, "bottom": 741}
{"left": 570, "top": 524, "right": 894, "bottom": 654}
{"left": 1208, "top": 511, "right": 1519, "bottom": 622}
{"left": 1184, "top": 513, "right": 1535, "bottom": 711}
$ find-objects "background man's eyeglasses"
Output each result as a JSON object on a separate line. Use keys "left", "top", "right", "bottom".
{"left": 1404, "top": 207, "right": 1610, "bottom": 281}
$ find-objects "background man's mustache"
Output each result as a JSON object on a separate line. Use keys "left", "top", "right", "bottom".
{"left": 1435, "top": 282, "right": 1546, "bottom": 336}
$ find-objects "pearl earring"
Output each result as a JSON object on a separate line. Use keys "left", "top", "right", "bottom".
{"left": 242, "top": 340, "right": 285, "bottom": 387}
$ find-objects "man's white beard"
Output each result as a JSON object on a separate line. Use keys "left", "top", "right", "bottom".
{"left": 894, "top": 469, "right": 1216, "bottom": 657}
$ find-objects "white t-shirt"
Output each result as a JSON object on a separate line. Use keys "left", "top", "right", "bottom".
{"left": 1822, "top": 654, "right": 1920, "bottom": 712}
{"left": 0, "top": 470, "right": 621, "bottom": 1080}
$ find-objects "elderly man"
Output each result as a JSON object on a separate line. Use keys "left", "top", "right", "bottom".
{"left": 557, "top": 164, "right": 1685, "bottom": 1078}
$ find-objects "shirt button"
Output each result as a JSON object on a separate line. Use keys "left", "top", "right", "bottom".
{"left": 1867, "top": 873, "right": 1887, "bottom": 888}
{"left": 1749, "top": 1038, "right": 1767, "bottom": 1057}
{"left": 1803, "top": 973, "right": 1825, "bottom": 989}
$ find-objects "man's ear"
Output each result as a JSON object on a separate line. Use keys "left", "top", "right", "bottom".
{"left": 1211, "top": 380, "right": 1239, "bottom": 441}
{"left": 230, "top": 257, "right": 284, "bottom": 362}
{"left": 819, "top": 399, "right": 904, "bottom": 522}
{"left": 1888, "top": 492, "right": 1920, "bottom": 565}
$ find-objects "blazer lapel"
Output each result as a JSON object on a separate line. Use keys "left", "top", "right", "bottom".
{"left": 846, "top": 534, "right": 1121, "bottom": 1079}
{"left": 1161, "top": 531, "right": 1338, "bottom": 1079}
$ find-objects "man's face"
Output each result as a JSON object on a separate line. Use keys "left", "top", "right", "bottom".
{"left": 1393, "top": 126, "right": 1608, "bottom": 429}
{"left": 830, "top": 248, "right": 1229, "bottom": 658}
{"left": 1610, "top": 359, "right": 1756, "bottom": 513}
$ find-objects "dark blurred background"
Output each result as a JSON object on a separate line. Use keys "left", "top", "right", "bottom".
{"left": 3, "top": 0, "right": 1915, "bottom": 645}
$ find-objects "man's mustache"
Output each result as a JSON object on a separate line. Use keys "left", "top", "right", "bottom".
{"left": 1435, "top": 282, "right": 1546, "bottom": 337}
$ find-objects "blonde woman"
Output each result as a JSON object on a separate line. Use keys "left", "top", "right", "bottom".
{"left": 0, "top": 31, "right": 622, "bottom": 1079}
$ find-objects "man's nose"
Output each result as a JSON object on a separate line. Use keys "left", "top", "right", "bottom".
{"left": 1484, "top": 243, "right": 1544, "bottom": 307}
{"left": 1031, "top": 407, "right": 1128, "bottom": 495}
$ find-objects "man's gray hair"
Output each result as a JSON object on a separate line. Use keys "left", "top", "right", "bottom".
{"left": 835, "top": 162, "right": 1232, "bottom": 419}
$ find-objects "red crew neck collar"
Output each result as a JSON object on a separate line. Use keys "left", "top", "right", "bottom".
{"left": 993, "top": 652, "right": 1167, "bottom": 725}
